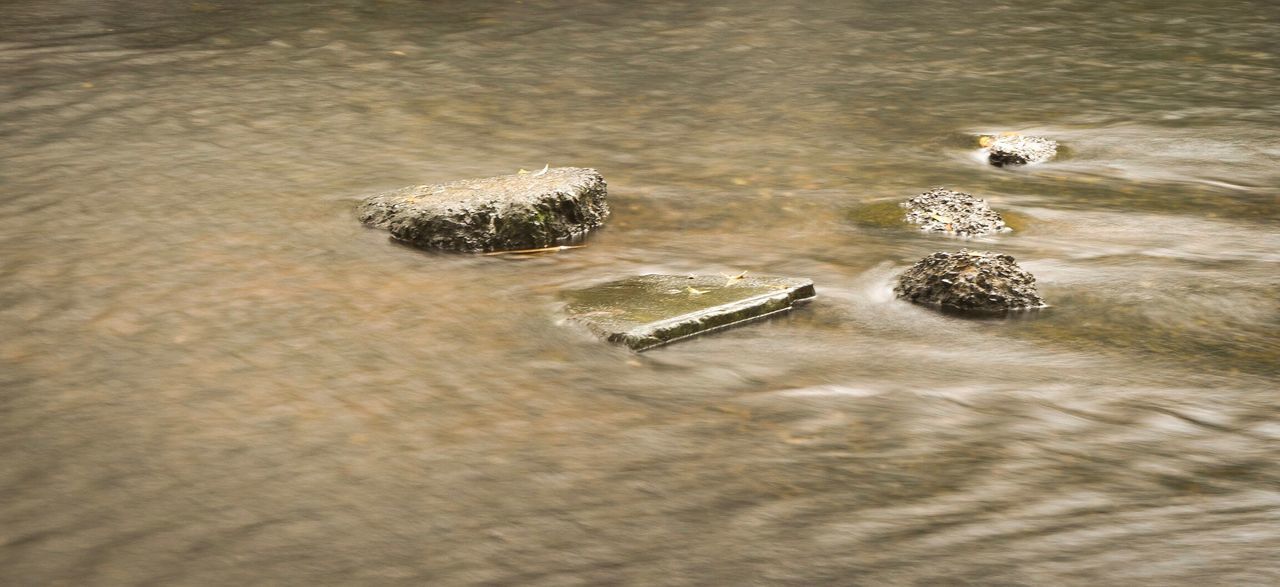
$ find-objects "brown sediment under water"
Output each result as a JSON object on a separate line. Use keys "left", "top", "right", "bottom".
{"left": 2, "top": 0, "right": 1278, "bottom": 584}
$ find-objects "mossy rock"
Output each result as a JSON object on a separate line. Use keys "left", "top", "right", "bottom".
{"left": 358, "top": 167, "right": 609, "bottom": 252}
{"left": 564, "top": 274, "right": 815, "bottom": 351}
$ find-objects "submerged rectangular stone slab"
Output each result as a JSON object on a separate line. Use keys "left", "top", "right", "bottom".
{"left": 563, "top": 274, "right": 816, "bottom": 351}
{"left": 357, "top": 167, "right": 608, "bottom": 252}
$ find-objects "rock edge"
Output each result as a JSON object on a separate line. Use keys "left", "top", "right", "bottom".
{"left": 564, "top": 274, "right": 816, "bottom": 351}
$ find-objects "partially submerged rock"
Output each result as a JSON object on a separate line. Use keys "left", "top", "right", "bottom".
{"left": 981, "top": 133, "right": 1058, "bottom": 166}
{"left": 358, "top": 167, "right": 609, "bottom": 252}
{"left": 902, "top": 187, "right": 1008, "bottom": 237}
{"left": 895, "top": 250, "right": 1045, "bottom": 312}
{"left": 564, "top": 274, "right": 815, "bottom": 351}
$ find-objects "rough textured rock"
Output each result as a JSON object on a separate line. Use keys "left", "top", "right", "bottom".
{"left": 982, "top": 133, "right": 1058, "bottom": 166}
{"left": 563, "top": 274, "right": 816, "bottom": 351}
{"left": 902, "top": 187, "right": 1008, "bottom": 237}
{"left": 895, "top": 250, "right": 1045, "bottom": 312}
{"left": 357, "top": 167, "right": 609, "bottom": 252}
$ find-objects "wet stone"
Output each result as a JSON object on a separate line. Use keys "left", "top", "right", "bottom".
{"left": 895, "top": 250, "right": 1045, "bottom": 313}
{"left": 902, "top": 187, "right": 1008, "bottom": 237}
{"left": 982, "top": 133, "right": 1058, "bottom": 166}
{"left": 357, "top": 167, "right": 609, "bottom": 252}
{"left": 563, "top": 274, "right": 816, "bottom": 351}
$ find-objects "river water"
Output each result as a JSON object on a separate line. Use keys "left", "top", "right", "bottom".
{"left": 2, "top": 0, "right": 1278, "bottom": 584}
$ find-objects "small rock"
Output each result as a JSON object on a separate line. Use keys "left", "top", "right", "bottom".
{"left": 358, "top": 167, "right": 609, "bottom": 252}
{"left": 564, "top": 274, "right": 816, "bottom": 351}
{"left": 895, "top": 250, "right": 1045, "bottom": 312}
{"left": 902, "top": 187, "right": 1008, "bottom": 237}
{"left": 981, "top": 133, "right": 1058, "bottom": 166}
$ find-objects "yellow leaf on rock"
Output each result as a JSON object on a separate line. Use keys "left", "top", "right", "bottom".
{"left": 721, "top": 270, "right": 748, "bottom": 286}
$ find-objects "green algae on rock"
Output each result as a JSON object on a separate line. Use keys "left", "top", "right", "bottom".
{"left": 848, "top": 201, "right": 912, "bottom": 230}
{"left": 358, "top": 167, "right": 609, "bottom": 252}
{"left": 564, "top": 274, "right": 816, "bottom": 351}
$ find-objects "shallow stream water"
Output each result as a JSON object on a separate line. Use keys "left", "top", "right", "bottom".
{"left": 2, "top": 0, "right": 1278, "bottom": 584}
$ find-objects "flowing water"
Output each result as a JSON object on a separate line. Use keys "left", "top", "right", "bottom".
{"left": 2, "top": 0, "right": 1279, "bottom": 584}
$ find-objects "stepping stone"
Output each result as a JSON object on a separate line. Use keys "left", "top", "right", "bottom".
{"left": 980, "top": 133, "right": 1058, "bottom": 166}
{"left": 895, "top": 250, "right": 1045, "bottom": 313}
{"left": 902, "top": 187, "right": 1008, "bottom": 237}
{"left": 358, "top": 167, "right": 609, "bottom": 252}
{"left": 564, "top": 274, "right": 816, "bottom": 351}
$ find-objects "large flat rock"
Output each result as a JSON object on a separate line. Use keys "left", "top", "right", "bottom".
{"left": 563, "top": 274, "right": 816, "bottom": 351}
{"left": 358, "top": 167, "right": 609, "bottom": 252}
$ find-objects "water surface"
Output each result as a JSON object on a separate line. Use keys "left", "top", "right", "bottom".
{"left": 2, "top": 0, "right": 1278, "bottom": 584}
